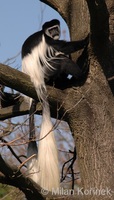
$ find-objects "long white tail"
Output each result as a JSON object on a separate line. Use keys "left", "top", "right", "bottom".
{"left": 36, "top": 92, "right": 60, "bottom": 190}
{"left": 22, "top": 41, "right": 60, "bottom": 190}
{"left": 27, "top": 86, "right": 60, "bottom": 191}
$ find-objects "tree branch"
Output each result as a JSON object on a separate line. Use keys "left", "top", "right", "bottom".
{"left": 86, "top": 0, "right": 109, "bottom": 40}
{"left": 0, "top": 97, "right": 29, "bottom": 120}
{"left": 0, "top": 63, "right": 65, "bottom": 120}
{"left": 0, "top": 63, "right": 64, "bottom": 100}
{"left": 40, "top": 0, "right": 69, "bottom": 23}
{"left": 0, "top": 63, "right": 37, "bottom": 100}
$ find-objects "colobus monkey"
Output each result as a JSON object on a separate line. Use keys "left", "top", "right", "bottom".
{"left": 22, "top": 19, "right": 89, "bottom": 191}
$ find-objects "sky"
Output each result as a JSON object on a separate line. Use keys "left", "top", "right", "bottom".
{"left": 0, "top": 0, "right": 69, "bottom": 68}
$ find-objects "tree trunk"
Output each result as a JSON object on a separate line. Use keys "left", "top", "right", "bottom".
{"left": 41, "top": 0, "right": 114, "bottom": 200}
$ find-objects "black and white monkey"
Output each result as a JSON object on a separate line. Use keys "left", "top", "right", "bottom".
{"left": 22, "top": 19, "right": 89, "bottom": 191}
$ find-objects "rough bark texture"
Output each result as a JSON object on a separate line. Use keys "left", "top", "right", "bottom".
{"left": 0, "top": 0, "right": 114, "bottom": 200}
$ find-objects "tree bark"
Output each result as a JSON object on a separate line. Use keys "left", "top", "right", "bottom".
{"left": 41, "top": 1, "right": 114, "bottom": 200}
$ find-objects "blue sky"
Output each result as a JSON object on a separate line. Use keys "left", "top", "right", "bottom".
{"left": 0, "top": 0, "right": 69, "bottom": 68}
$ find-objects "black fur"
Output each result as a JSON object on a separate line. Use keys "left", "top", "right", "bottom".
{"left": 22, "top": 19, "right": 89, "bottom": 84}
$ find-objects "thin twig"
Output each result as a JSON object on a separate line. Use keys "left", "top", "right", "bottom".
{"left": 18, "top": 154, "right": 36, "bottom": 170}
{"left": 61, "top": 147, "right": 77, "bottom": 190}
{"left": 0, "top": 138, "right": 26, "bottom": 167}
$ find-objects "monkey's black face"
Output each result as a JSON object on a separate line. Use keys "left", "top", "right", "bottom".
{"left": 42, "top": 19, "right": 60, "bottom": 40}
{"left": 46, "top": 25, "right": 60, "bottom": 40}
